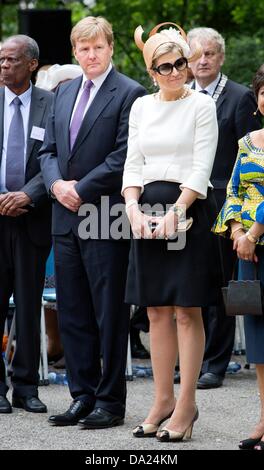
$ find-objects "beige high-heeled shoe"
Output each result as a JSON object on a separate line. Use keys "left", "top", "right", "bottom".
{"left": 133, "top": 410, "right": 174, "bottom": 438}
{"left": 157, "top": 407, "right": 199, "bottom": 442}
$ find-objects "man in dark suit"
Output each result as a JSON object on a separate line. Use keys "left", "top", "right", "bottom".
{"left": 0, "top": 35, "right": 53, "bottom": 413}
{"left": 39, "top": 16, "right": 145, "bottom": 429}
{"left": 187, "top": 27, "right": 262, "bottom": 389}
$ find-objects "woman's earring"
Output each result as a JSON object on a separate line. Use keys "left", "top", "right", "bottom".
{"left": 153, "top": 78, "right": 157, "bottom": 87}
{"left": 253, "top": 107, "right": 259, "bottom": 116}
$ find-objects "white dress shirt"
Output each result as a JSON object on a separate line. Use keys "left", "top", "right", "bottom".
{"left": 70, "top": 63, "right": 113, "bottom": 125}
{"left": 194, "top": 73, "right": 221, "bottom": 96}
{"left": 0, "top": 84, "right": 32, "bottom": 192}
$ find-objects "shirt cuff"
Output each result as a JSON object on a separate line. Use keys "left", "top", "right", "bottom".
{"left": 50, "top": 179, "right": 61, "bottom": 199}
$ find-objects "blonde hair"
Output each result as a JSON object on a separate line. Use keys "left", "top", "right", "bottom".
{"left": 152, "top": 43, "right": 183, "bottom": 68}
{"left": 70, "top": 16, "right": 114, "bottom": 47}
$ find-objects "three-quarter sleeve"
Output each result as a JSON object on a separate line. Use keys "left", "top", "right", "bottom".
{"left": 256, "top": 200, "right": 264, "bottom": 224}
{"left": 213, "top": 146, "right": 246, "bottom": 235}
{"left": 179, "top": 98, "right": 218, "bottom": 199}
{"left": 121, "top": 98, "right": 144, "bottom": 195}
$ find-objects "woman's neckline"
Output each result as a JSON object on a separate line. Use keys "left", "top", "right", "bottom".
{"left": 153, "top": 87, "right": 194, "bottom": 102}
{"left": 246, "top": 132, "right": 264, "bottom": 153}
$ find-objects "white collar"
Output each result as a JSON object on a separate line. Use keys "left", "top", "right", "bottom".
{"left": 195, "top": 73, "right": 221, "bottom": 96}
{"left": 81, "top": 62, "right": 113, "bottom": 90}
{"left": 5, "top": 83, "right": 32, "bottom": 106}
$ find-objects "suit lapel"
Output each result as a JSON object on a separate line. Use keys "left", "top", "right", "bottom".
{"left": 62, "top": 77, "right": 82, "bottom": 154}
{"left": 70, "top": 69, "right": 116, "bottom": 157}
{"left": 192, "top": 78, "right": 227, "bottom": 111}
{"left": 26, "top": 86, "right": 46, "bottom": 162}
{"left": 215, "top": 85, "right": 227, "bottom": 112}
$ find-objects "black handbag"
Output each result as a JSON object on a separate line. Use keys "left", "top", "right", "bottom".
{"left": 222, "top": 274, "right": 263, "bottom": 316}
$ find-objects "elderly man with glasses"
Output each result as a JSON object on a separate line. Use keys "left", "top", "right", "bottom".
{"left": 185, "top": 27, "right": 262, "bottom": 389}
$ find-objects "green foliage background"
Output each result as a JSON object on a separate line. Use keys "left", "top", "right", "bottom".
{"left": 1, "top": 0, "right": 264, "bottom": 88}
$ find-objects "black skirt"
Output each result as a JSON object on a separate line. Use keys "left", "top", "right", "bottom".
{"left": 125, "top": 181, "right": 220, "bottom": 307}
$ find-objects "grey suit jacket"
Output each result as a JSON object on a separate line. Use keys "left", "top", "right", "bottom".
{"left": 0, "top": 85, "right": 54, "bottom": 246}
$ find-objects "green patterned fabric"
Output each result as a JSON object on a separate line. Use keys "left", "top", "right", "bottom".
{"left": 213, "top": 133, "right": 264, "bottom": 244}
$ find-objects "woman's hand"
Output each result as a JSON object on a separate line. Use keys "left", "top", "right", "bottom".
{"left": 152, "top": 210, "right": 178, "bottom": 240}
{"left": 232, "top": 228, "right": 245, "bottom": 250}
{"left": 126, "top": 206, "right": 153, "bottom": 239}
{"left": 233, "top": 232, "right": 258, "bottom": 263}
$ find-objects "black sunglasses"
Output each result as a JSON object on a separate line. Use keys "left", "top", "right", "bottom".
{"left": 153, "top": 57, "right": 188, "bottom": 76}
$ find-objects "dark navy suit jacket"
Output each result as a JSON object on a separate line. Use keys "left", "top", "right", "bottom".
{"left": 39, "top": 68, "right": 146, "bottom": 237}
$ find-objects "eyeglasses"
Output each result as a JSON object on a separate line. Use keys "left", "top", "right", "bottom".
{"left": 0, "top": 57, "right": 21, "bottom": 66}
{"left": 152, "top": 57, "right": 188, "bottom": 76}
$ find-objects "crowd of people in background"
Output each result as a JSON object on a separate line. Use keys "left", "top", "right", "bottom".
{"left": 0, "top": 14, "right": 264, "bottom": 450}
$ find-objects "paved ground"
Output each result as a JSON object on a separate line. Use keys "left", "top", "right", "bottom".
{"left": 0, "top": 354, "right": 259, "bottom": 451}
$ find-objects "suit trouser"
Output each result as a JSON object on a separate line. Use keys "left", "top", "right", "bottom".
{"left": 53, "top": 233, "right": 130, "bottom": 417}
{"left": 0, "top": 216, "right": 50, "bottom": 397}
{"left": 201, "top": 189, "right": 236, "bottom": 377}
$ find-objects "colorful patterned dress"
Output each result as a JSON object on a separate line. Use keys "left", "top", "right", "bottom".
{"left": 213, "top": 133, "right": 264, "bottom": 363}
{"left": 213, "top": 133, "right": 264, "bottom": 241}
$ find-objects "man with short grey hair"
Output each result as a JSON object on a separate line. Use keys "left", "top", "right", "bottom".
{"left": 187, "top": 27, "right": 261, "bottom": 389}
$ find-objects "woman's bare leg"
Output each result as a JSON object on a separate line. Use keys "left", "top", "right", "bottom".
{"left": 166, "top": 306, "right": 204, "bottom": 432}
{"left": 142, "top": 306, "right": 177, "bottom": 424}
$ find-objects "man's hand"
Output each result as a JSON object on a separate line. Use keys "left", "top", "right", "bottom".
{"left": 0, "top": 192, "right": 31, "bottom": 216}
{"left": 52, "top": 180, "right": 82, "bottom": 212}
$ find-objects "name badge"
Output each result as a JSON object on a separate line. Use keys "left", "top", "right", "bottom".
{"left": 30, "top": 125, "right": 45, "bottom": 141}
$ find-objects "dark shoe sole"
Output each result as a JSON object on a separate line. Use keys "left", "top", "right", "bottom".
{"left": 48, "top": 420, "right": 78, "bottom": 426}
{"left": 12, "top": 401, "right": 47, "bottom": 413}
{"left": 133, "top": 432, "right": 157, "bottom": 438}
{"left": 0, "top": 408, "right": 12, "bottom": 414}
{"left": 197, "top": 382, "right": 222, "bottom": 389}
{"left": 78, "top": 419, "right": 124, "bottom": 430}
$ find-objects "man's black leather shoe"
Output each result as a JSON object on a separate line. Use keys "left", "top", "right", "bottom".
{"left": 78, "top": 407, "right": 124, "bottom": 429}
{"left": 174, "top": 371, "right": 180, "bottom": 384}
{"left": 48, "top": 400, "right": 92, "bottom": 426}
{"left": 0, "top": 395, "right": 12, "bottom": 413}
{"left": 197, "top": 372, "right": 223, "bottom": 389}
{"left": 131, "top": 342, "right": 150, "bottom": 359}
{"left": 130, "top": 326, "right": 150, "bottom": 359}
{"left": 12, "top": 395, "right": 47, "bottom": 413}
